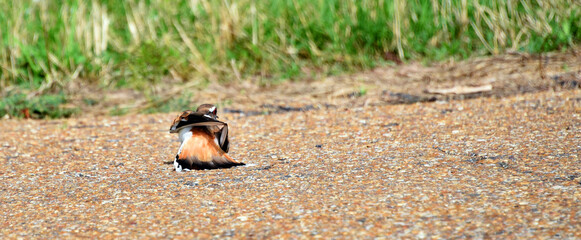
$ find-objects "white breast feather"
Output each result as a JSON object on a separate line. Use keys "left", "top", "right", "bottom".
{"left": 177, "top": 127, "right": 193, "bottom": 155}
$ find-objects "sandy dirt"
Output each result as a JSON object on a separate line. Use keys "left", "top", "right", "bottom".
{"left": 67, "top": 50, "right": 581, "bottom": 117}
{"left": 1, "top": 84, "right": 580, "bottom": 238}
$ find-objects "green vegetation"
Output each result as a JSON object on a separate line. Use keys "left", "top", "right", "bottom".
{"left": 0, "top": 92, "right": 77, "bottom": 118}
{"left": 1, "top": 0, "right": 580, "bottom": 118}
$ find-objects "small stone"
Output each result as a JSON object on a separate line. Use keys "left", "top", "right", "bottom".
{"left": 497, "top": 162, "right": 509, "bottom": 169}
{"left": 184, "top": 181, "right": 198, "bottom": 187}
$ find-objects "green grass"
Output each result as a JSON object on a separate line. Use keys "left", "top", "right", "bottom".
{"left": 0, "top": 91, "right": 77, "bottom": 118}
{"left": 1, "top": 0, "right": 580, "bottom": 118}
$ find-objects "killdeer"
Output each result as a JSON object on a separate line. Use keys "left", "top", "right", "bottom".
{"left": 169, "top": 104, "right": 244, "bottom": 171}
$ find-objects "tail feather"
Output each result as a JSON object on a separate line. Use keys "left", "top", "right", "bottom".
{"left": 177, "top": 154, "right": 244, "bottom": 170}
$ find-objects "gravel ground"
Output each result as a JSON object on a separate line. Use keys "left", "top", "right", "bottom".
{"left": 1, "top": 89, "right": 580, "bottom": 239}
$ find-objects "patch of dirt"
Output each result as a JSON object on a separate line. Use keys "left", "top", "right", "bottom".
{"left": 80, "top": 49, "right": 581, "bottom": 116}
{"left": 221, "top": 50, "right": 580, "bottom": 112}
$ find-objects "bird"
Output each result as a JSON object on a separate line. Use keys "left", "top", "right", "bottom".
{"left": 169, "top": 104, "right": 244, "bottom": 171}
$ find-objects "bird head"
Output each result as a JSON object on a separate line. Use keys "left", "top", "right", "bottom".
{"left": 196, "top": 104, "right": 218, "bottom": 119}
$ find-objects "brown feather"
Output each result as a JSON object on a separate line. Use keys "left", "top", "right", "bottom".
{"left": 177, "top": 127, "right": 244, "bottom": 170}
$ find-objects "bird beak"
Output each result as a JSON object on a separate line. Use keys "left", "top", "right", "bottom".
{"left": 169, "top": 124, "right": 178, "bottom": 133}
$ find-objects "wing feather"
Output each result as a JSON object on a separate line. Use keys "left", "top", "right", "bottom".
{"left": 218, "top": 124, "right": 230, "bottom": 153}
{"left": 169, "top": 112, "right": 226, "bottom": 133}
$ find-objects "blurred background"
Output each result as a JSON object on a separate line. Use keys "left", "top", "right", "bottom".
{"left": 1, "top": 0, "right": 580, "bottom": 118}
